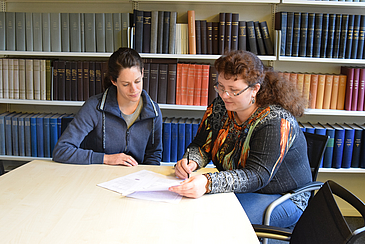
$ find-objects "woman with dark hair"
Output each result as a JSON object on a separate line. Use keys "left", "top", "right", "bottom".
{"left": 53, "top": 48, "right": 162, "bottom": 166}
{"left": 169, "top": 50, "right": 311, "bottom": 228}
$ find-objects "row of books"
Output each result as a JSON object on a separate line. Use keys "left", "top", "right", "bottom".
{"left": 341, "top": 66, "right": 365, "bottom": 111}
{"left": 279, "top": 71, "right": 348, "bottom": 110}
{"left": 0, "top": 12, "right": 131, "bottom": 53}
{"left": 162, "top": 117, "right": 201, "bottom": 163}
{"left": 0, "top": 111, "right": 74, "bottom": 158}
{"left": 277, "top": 12, "right": 365, "bottom": 59}
{"left": 299, "top": 122, "right": 365, "bottom": 169}
{"left": 186, "top": 11, "right": 274, "bottom": 56}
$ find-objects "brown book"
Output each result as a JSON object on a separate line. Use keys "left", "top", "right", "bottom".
{"left": 65, "top": 61, "right": 71, "bottom": 101}
{"left": 158, "top": 63, "right": 168, "bottom": 104}
{"left": 149, "top": 63, "right": 159, "bottom": 102}
{"left": 213, "top": 22, "right": 219, "bottom": 55}
{"left": 95, "top": 61, "right": 102, "bottom": 95}
{"left": 188, "top": 10, "right": 196, "bottom": 55}
{"left": 297, "top": 73, "right": 304, "bottom": 96}
{"left": 57, "top": 60, "right": 66, "bottom": 101}
{"left": 208, "top": 65, "right": 218, "bottom": 105}
{"left": 180, "top": 63, "right": 189, "bottom": 105}
{"left": 101, "top": 61, "right": 108, "bottom": 93}
{"left": 83, "top": 61, "right": 90, "bottom": 100}
{"left": 71, "top": 61, "right": 78, "bottom": 101}
{"left": 89, "top": 61, "right": 96, "bottom": 97}
{"left": 52, "top": 60, "right": 59, "bottom": 100}
{"left": 231, "top": 13, "right": 239, "bottom": 51}
{"left": 176, "top": 63, "right": 183, "bottom": 105}
{"left": 316, "top": 74, "right": 326, "bottom": 109}
{"left": 201, "top": 20, "right": 207, "bottom": 54}
{"left": 193, "top": 64, "right": 203, "bottom": 106}
{"left": 143, "top": 62, "right": 150, "bottom": 93}
{"left": 238, "top": 21, "right": 247, "bottom": 51}
{"left": 322, "top": 74, "right": 334, "bottom": 109}
{"left": 303, "top": 73, "right": 311, "bottom": 105}
{"left": 309, "top": 74, "right": 319, "bottom": 109}
{"left": 219, "top": 13, "right": 226, "bottom": 54}
{"left": 225, "top": 13, "right": 232, "bottom": 53}
{"left": 201, "top": 64, "right": 210, "bottom": 106}
{"left": 187, "top": 64, "right": 195, "bottom": 106}
{"left": 167, "top": 63, "right": 177, "bottom": 104}
{"left": 290, "top": 72, "right": 298, "bottom": 86}
{"left": 337, "top": 74, "right": 347, "bottom": 110}
{"left": 330, "top": 75, "right": 340, "bottom": 109}
{"left": 195, "top": 20, "right": 201, "bottom": 54}
{"left": 77, "top": 61, "right": 83, "bottom": 101}
{"left": 207, "top": 22, "right": 213, "bottom": 54}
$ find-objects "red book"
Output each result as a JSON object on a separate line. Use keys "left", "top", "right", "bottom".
{"left": 187, "top": 64, "right": 195, "bottom": 106}
{"left": 341, "top": 67, "right": 354, "bottom": 111}
{"left": 175, "top": 63, "right": 183, "bottom": 105}
{"left": 351, "top": 68, "right": 360, "bottom": 111}
{"left": 180, "top": 63, "right": 189, "bottom": 105}
{"left": 193, "top": 64, "right": 203, "bottom": 106}
{"left": 358, "top": 68, "right": 365, "bottom": 111}
{"left": 200, "top": 64, "right": 210, "bottom": 106}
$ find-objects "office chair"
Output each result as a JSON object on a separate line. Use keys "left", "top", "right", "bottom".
{"left": 259, "top": 132, "right": 329, "bottom": 244}
{"left": 254, "top": 180, "right": 365, "bottom": 244}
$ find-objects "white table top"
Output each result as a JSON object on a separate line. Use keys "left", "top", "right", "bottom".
{"left": 0, "top": 160, "right": 259, "bottom": 244}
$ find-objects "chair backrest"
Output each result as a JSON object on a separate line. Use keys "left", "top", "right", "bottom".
{"left": 303, "top": 132, "right": 329, "bottom": 181}
{"left": 290, "top": 180, "right": 365, "bottom": 244}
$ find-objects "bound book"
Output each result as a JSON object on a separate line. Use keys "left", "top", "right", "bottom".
{"left": 306, "top": 13, "right": 315, "bottom": 57}
{"left": 326, "top": 14, "right": 336, "bottom": 58}
{"left": 330, "top": 123, "right": 345, "bottom": 169}
{"left": 320, "top": 14, "right": 329, "bottom": 58}
{"left": 225, "top": 13, "right": 232, "bottom": 53}
{"left": 188, "top": 10, "right": 196, "bottom": 55}
{"left": 333, "top": 14, "right": 342, "bottom": 59}
{"left": 238, "top": 21, "right": 247, "bottom": 51}
{"left": 299, "top": 12, "right": 308, "bottom": 57}
{"left": 143, "top": 11, "right": 151, "bottom": 53}
{"left": 167, "top": 63, "right": 177, "bottom": 104}
{"left": 354, "top": 123, "right": 365, "bottom": 168}
{"left": 285, "top": 12, "right": 294, "bottom": 56}
{"left": 351, "top": 15, "right": 361, "bottom": 59}
{"left": 246, "top": 21, "right": 257, "bottom": 55}
{"left": 339, "top": 14, "right": 349, "bottom": 59}
{"left": 254, "top": 21, "right": 266, "bottom": 55}
{"left": 219, "top": 13, "right": 226, "bottom": 54}
{"left": 320, "top": 123, "right": 335, "bottom": 168}
{"left": 162, "top": 117, "right": 172, "bottom": 163}
{"left": 345, "top": 15, "right": 355, "bottom": 59}
{"left": 339, "top": 123, "right": 355, "bottom": 169}
{"left": 313, "top": 13, "right": 323, "bottom": 58}
{"left": 162, "top": 11, "right": 171, "bottom": 54}
{"left": 231, "top": 14, "right": 239, "bottom": 51}
{"left": 347, "top": 123, "right": 363, "bottom": 168}
{"left": 292, "top": 12, "right": 301, "bottom": 57}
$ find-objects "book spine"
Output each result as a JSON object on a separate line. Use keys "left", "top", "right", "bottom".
{"left": 61, "top": 13, "right": 70, "bottom": 52}
{"left": 207, "top": 22, "right": 213, "bottom": 54}
{"left": 313, "top": 13, "right": 323, "bottom": 58}
{"left": 323, "top": 74, "right": 333, "bottom": 109}
{"left": 326, "top": 14, "right": 336, "bottom": 58}
{"left": 309, "top": 74, "right": 319, "bottom": 109}
{"left": 254, "top": 21, "right": 266, "bottom": 55}
{"left": 316, "top": 74, "right": 326, "bottom": 109}
{"left": 300, "top": 13, "right": 309, "bottom": 57}
{"left": 246, "top": 21, "right": 257, "bottom": 55}
{"left": 330, "top": 75, "right": 340, "bottom": 109}
{"left": 225, "top": 13, "right": 232, "bottom": 53}
{"left": 193, "top": 64, "right": 203, "bottom": 106}
{"left": 285, "top": 12, "right": 294, "bottom": 56}
{"left": 157, "top": 64, "right": 168, "bottom": 104}
{"left": 71, "top": 61, "right": 78, "bottom": 101}
{"left": 6, "top": 12, "right": 16, "bottom": 51}
{"left": 43, "top": 116, "right": 50, "bottom": 158}
{"left": 121, "top": 13, "right": 129, "bottom": 48}
{"left": 320, "top": 14, "right": 329, "bottom": 58}
{"left": 11, "top": 115, "right": 19, "bottom": 156}
{"left": 77, "top": 61, "right": 83, "bottom": 101}
{"left": 84, "top": 13, "right": 96, "bottom": 52}
{"left": 24, "top": 115, "right": 31, "bottom": 156}
{"left": 89, "top": 61, "right": 96, "bottom": 97}
{"left": 339, "top": 14, "right": 349, "bottom": 58}
{"left": 105, "top": 13, "right": 114, "bottom": 53}
{"left": 167, "top": 63, "right": 177, "bottom": 104}
{"left": 0, "top": 12, "right": 5, "bottom": 50}
{"left": 188, "top": 10, "right": 196, "bottom": 55}
{"left": 306, "top": 13, "right": 315, "bottom": 57}
{"left": 213, "top": 22, "right": 219, "bottom": 54}
{"left": 279, "top": 12, "right": 287, "bottom": 56}
{"left": 25, "top": 13, "right": 33, "bottom": 51}
{"left": 323, "top": 127, "right": 335, "bottom": 168}
{"left": 180, "top": 63, "right": 189, "bottom": 105}
{"left": 337, "top": 74, "right": 347, "bottom": 110}
{"left": 333, "top": 14, "right": 342, "bottom": 59}
{"left": 201, "top": 65, "right": 210, "bottom": 106}
{"left": 345, "top": 15, "right": 355, "bottom": 59}
{"left": 162, "top": 11, "right": 171, "bottom": 54}
{"left": 344, "top": 67, "right": 354, "bottom": 111}
{"left": 208, "top": 65, "right": 218, "bottom": 105}
{"left": 351, "top": 68, "right": 360, "bottom": 111}
{"left": 149, "top": 63, "right": 159, "bottom": 102}
{"left": 169, "top": 12, "right": 177, "bottom": 54}
{"left": 150, "top": 11, "right": 158, "bottom": 53}
{"left": 260, "top": 21, "right": 274, "bottom": 55}
{"left": 65, "top": 61, "right": 71, "bottom": 101}
{"left": 36, "top": 115, "right": 44, "bottom": 157}
{"left": 332, "top": 126, "right": 345, "bottom": 168}
{"left": 342, "top": 126, "right": 355, "bottom": 168}
{"left": 162, "top": 121, "right": 171, "bottom": 162}
{"left": 16, "top": 12, "right": 26, "bottom": 51}
{"left": 201, "top": 20, "right": 207, "bottom": 54}
{"left": 351, "top": 125, "right": 362, "bottom": 168}
{"left": 231, "top": 14, "right": 239, "bottom": 51}
{"left": 195, "top": 20, "right": 201, "bottom": 54}
{"left": 33, "top": 13, "right": 43, "bottom": 51}
{"left": 157, "top": 11, "right": 164, "bottom": 54}
{"left": 357, "top": 68, "right": 365, "bottom": 111}
{"left": 40, "top": 59, "right": 46, "bottom": 100}
{"left": 357, "top": 15, "right": 365, "bottom": 59}
{"left": 143, "top": 61, "right": 150, "bottom": 93}
{"left": 238, "top": 21, "right": 247, "bottom": 51}
{"left": 95, "top": 13, "right": 106, "bottom": 53}
{"left": 187, "top": 64, "right": 195, "bottom": 106}
{"left": 219, "top": 13, "right": 226, "bottom": 55}
{"left": 351, "top": 15, "right": 361, "bottom": 59}
{"left": 113, "top": 13, "right": 122, "bottom": 51}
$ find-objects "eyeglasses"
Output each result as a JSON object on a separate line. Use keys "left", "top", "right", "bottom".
{"left": 213, "top": 83, "right": 256, "bottom": 98}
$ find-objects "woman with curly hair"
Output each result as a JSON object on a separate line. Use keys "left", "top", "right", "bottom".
{"left": 169, "top": 50, "right": 311, "bottom": 228}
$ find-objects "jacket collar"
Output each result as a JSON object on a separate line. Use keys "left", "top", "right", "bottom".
{"left": 98, "top": 85, "right": 159, "bottom": 119}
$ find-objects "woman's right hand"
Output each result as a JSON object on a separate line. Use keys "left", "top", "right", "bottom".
{"left": 103, "top": 153, "right": 138, "bottom": 166}
{"left": 175, "top": 158, "right": 198, "bottom": 179}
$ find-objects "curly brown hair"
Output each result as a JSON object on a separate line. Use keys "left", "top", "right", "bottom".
{"left": 214, "top": 50, "right": 307, "bottom": 117}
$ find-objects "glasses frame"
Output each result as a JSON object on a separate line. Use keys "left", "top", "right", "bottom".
{"left": 213, "top": 82, "right": 258, "bottom": 98}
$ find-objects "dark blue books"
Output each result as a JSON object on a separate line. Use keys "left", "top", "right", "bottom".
{"left": 330, "top": 123, "right": 345, "bottom": 169}
{"left": 0, "top": 112, "right": 13, "bottom": 155}
{"left": 185, "top": 118, "right": 193, "bottom": 150}
{"left": 279, "top": 12, "right": 287, "bottom": 56}
{"left": 309, "top": 123, "right": 326, "bottom": 167}
{"left": 5, "top": 112, "right": 17, "bottom": 155}
{"left": 192, "top": 118, "right": 201, "bottom": 139}
{"left": 170, "top": 117, "right": 179, "bottom": 162}
{"left": 339, "top": 123, "right": 355, "bottom": 168}
{"left": 11, "top": 113, "right": 22, "bottom": 156}
{"left": 356, "top": 124, "right": 365, "bottom": 168}
{"left": 36, "top": 113, "right": 48, "bottom": 157}
{"left": 320, "top": 123, "right": 335, "bottom": 168}
{"left": 30, "top": 113, "right": 39, "bottom": 157}
{"left": 24, "top": 113, "right": 32, "bottom": 157}
{"left": 298, "top": 122, "right": 306, "bottom": 132}
{"left": 162, "top": 117, "right": 172, "bottom": 163}
{"left": 301, "top": 122, "right": 315, "bottom": 134}
{"left": 348, "top": 123, "right": 363, "bottom": 168}
{"left": 18, "top": 113, "right": 28, "bottom": 156}
{"left": 50, "top": 114, "right": 60, "bottom": 155}
{"left": 351, "top": 15, "right": 361, "bottom": 59}
{"left": 177, "top": 118, "right": 186, "bottom": 161}
{"left": 345, "top": 15, "right": 355, "bottom": 59}
{"left": 43, "top": 114, "right": 53, "bottom": 158}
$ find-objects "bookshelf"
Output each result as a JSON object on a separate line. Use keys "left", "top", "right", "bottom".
{"left": 1, "top": 0, "right": 365, "bottom": 215}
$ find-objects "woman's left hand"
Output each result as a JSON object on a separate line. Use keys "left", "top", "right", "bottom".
{"left": 168, "top": 175, "right": 208, "bottom": 198}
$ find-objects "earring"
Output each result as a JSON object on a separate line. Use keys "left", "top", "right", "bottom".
{"left": 251, "top": 97, "right": 255, "bottom": 104}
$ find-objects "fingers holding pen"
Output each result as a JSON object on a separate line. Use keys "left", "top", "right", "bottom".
{"left": 175, "top": 159, "right": 198, "bottom": 179}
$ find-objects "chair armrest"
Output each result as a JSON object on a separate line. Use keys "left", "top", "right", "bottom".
{"left": 263, "top": 181, "right": 323, "bottom": 225}
{"left": 253, "top": 224, "right": 292, "bottom": 241}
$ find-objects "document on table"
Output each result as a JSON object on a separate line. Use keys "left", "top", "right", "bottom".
{"left": 97, "top": 170, "right": 183, "bottom": 203}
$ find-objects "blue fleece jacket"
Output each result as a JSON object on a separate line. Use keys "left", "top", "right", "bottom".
{"left": 52, "top": 86, "right": 163, "bottom": 165}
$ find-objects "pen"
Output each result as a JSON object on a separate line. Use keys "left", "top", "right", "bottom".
{"left": 187, "top": 148, "right": 190, "bottom": 179}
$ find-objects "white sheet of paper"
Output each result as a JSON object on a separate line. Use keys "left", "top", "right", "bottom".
{"left": 97, "top": 170, "right": 183, "bottom": 203}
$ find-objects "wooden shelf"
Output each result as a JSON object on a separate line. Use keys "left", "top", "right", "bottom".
{"left": 281, "top": 0, "right": 365, "bottom": 7}
{"left": 278, "top": 56, "right": 365, "bottom": 65}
